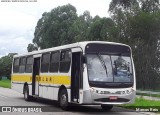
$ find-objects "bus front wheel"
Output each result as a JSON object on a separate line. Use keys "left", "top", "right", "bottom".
{"left": 24, "top": 85, "right": 31, "bottom": 101}
{"left": 101, "top": 104, "right": 113, "bottom": 111}
{"left": 59, "top": 88, "right": 69, "bottom": 110}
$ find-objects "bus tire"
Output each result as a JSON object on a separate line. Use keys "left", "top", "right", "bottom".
{"left": 59, "top": 88, "right": 69, "bottom": 110}
{"left": 101, "top": 104, "right": 113, "bottom": 111}
{"left": 24, "top": 85, "right": 31, "bottom": 101}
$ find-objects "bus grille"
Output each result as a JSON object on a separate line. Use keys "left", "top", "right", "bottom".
{"left": 94, "top": 98, "right": 129, "bottom": 102}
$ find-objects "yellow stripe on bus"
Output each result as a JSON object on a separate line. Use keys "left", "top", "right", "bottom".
{"left": 12, "top": 75, "right": 71, "bottom": 85}
{"left": 12, "top": 75, "right": 32, "bottom": 82}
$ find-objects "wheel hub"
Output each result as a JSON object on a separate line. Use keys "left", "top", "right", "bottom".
{"left": 61, "top": 94, "right": 67, "bottom": 105}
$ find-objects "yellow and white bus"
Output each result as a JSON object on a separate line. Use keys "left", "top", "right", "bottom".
{"left": 11, "top": 41, "right": 136, "bottom": 110}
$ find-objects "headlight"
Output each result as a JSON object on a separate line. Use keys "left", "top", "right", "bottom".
{"left": 91, "top": 88, "right": 134, "bottom": 95}
{"left": 125, "top": 88, "right": 134, "bottom": 94}
{"left": 91, "top": 88, "right": 110, "bottom": 94}
{"left": 126, "top": 90, "right": 130, "bottom": 94}
{"left": 91, "top": 88, "right": 98, "bottom": 93}
{"left": 119, "top": 89, "right": 133, "bottom": 94}
{"left": 91, "top": 88, "right": 102, "bottom": 94}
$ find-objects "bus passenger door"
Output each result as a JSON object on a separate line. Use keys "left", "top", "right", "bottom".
{"left": 32, "top": 57, "right": 40, "bottom": 96}
{"left": 71, "top": 49, "right": 82, "bottom": 103}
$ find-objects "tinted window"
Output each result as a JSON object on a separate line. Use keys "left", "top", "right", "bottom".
{"left": 13, "top": 58, "right": 19, "bottom": 73}
{"left": 59, "top": 50, "right": 71, "bottom": 72}
{"left": 49, "top": 51, "right": 60, "bottom": 72}
{"left": 25, "top": 56, "right": 33, "bottom": 73}
{"left": 41, "top": 53, "right": 50, "bottom": 72}
{"left": 19, "top": 57, "right": 26, "bottom": 73}
{"left": 85, "top": 43, "right": 131, "bottom": 56}
{"left": 14, "top": 58, "right": 19, "bottom": 65}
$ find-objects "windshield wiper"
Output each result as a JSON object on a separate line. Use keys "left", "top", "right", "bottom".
{"left": 97, "top": 53, "right": 108, "bottom": 77}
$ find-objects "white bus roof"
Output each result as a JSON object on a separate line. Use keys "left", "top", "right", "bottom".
{"left": 14, "top": 41, "right": 130, "bottom": 58}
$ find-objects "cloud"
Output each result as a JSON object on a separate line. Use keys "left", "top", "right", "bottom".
{"left": 36, "top": 0, "right": 110, "bottom": 17}
{"left": 0, "top": 36, "right": 31, "bottom": 56}
{"left": 0, "top": 0, "right": 111, "bottom": 57}
{"left": 66, "top": 0, "right": 110, "bottom": 17}
{"left": 0, "top": 6, "right": 37, "bottom": 36}
{"left": 0, "top": 5, "right": 37, "bottom": 57}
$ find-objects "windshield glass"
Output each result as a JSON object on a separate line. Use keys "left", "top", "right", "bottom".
{"left": 87, "top": 55, "right": 109, "bottom": 82}
{"left": 87, "top": 54, "right": 133, "bottom": 83}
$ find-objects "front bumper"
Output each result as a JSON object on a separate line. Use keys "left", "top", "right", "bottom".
{"left": 82, "top": 89, "right": 136, "bottom": 105}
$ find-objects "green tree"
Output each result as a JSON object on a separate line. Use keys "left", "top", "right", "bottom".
{"left": 130, "top": 12, "right": 160, "bottom": 89}
{"left": 141, "top": 0, "right": 160, "bottom": 13}
{"left": 87, "top": 17, "right": 117, "bottom": 41}
{"left": 64, "top": 10, "right": 93, "bottom": 42}
{"left": 33, "top": 4, "right": 78, "bottom": 49}
{"left": 0, "top": 53, "right": 17, "bottom": 79}
{"left": 109, "top": 0, "right": 139, "bottom": 13}
{"left": 27, "top": 43, "right": 38, "bottom": 52}
{"left": 109, "top": 0, "right": 160, "bottom": 90}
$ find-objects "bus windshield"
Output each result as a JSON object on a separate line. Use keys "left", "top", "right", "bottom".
{"left": 87, "top": 54, "right": 133, "bottom": 83}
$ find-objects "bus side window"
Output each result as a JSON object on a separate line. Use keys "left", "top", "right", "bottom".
{"left": 25, "top": 56, "right": 33, "bottom": 73}
{"left": 41, "top": 53, "right": 50, "bottom": 73}
{"left": 49, "top": 51, "right": 60, "bottom": 72}
{"left": 59, "top": 50, "right": 71, "bottom": 72}
{"left": 13, "top": 58, "right": 20, "bottom": 73}
{"left": 19, "top": 57, "right": 26, "bottom": 73}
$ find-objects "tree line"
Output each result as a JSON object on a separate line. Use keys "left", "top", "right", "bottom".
{"left": 1, "top": 0, "right": 160, "bottom": 90}
{"left": 0, "top": 53, "right": 17, "bottom": 80}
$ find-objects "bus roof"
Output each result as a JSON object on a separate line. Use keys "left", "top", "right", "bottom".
{"left": 13, "top": 41, "right": 130, "bottom": 58}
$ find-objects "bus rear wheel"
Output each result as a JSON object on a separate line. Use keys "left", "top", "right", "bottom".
{"left": 24, "top": 85, "right": 31, "bottom": 101}
{"left": 101, "top": 104, "right": 113, "bottom": 111}
{"left": 59, "top": 89, "right": 69, "bottom": 110}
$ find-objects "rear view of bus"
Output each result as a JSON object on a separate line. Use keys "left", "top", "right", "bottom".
{"left": 83, "top": 42, "right": 136, "bottom": 110}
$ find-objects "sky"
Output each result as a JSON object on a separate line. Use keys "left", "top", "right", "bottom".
{"left": 0, "top": 0, "right": 111, "bottom": 57}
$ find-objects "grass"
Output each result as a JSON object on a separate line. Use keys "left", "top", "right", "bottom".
{"left": 137, "top": 93, "right": 160, "bottom": 98}
{"left": 125, "top": 98, "right": 160, "bottom": 106}
{"left": 0, "top": 79, "right": 11, "bottom": 88}
{"left": 121, "top": 98, "right": 160, "bottom": 113}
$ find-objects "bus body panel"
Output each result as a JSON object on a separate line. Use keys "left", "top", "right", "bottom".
{"left": 12, "top": 73, "right": 32, "bottom": 94}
